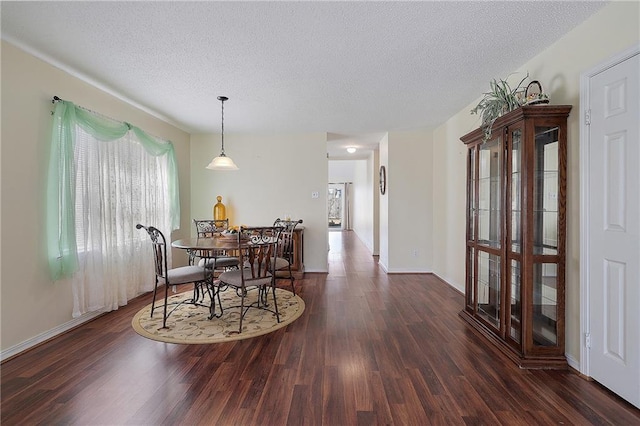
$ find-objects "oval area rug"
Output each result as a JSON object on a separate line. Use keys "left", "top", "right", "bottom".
{"left": 132, "top": 287, "right": 304, "bottom": 344}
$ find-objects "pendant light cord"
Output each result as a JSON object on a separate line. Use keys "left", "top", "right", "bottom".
{"left": 206, "top": 95, "right": 237, "bottom": 170}
{"left": 220, "top": 97, "right": 225, "bottom": 155}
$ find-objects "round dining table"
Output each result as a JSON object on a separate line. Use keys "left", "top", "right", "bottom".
{"left": 171, "top": 235, "right": 246, "bottom": 251}
{"left": 171, "top": 236, "right": 248, "bottom": 318}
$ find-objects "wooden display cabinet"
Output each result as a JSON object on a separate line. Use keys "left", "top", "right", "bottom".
{"left": 460, "top": 105, "right": 572, "bottom": 369}
{"left": 291, "top": 227, "right": 304, "bottom": 278}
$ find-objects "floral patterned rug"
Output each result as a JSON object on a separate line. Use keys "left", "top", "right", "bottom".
{"left": 131, "top": 287, "right": 304, "bottom": 344}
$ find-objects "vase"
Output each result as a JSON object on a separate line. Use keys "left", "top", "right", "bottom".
{"left": 213, "top": 196, "right": 226, "bottom": 220}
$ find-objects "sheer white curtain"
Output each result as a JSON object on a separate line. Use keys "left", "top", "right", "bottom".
{"left": 67, "top": 125, "right": 172, "bottom": 317}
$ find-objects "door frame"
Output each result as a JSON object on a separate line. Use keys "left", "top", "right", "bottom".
{"left": 579, "top": 43, "right": 640, "bottom": 376}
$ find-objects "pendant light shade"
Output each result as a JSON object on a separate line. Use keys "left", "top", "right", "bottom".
{"left": 206, "top": 96, "right": 238, "bottom": 171}
{"left": 206, "top": 155, "right": 238, "bottom": 170}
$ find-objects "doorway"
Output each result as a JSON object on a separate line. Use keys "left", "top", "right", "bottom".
{"left": 328, "top": 182, "right": 352, "bottom": 231}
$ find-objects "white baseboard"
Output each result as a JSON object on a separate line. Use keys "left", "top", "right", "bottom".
{"left": 566, "top": 352, "right": 580, "bottom": 372}
{"left": 431, "top": 272, "right": 464, "bottom": 294}
{"left": 1, "top": 311, "right": 103, "bottom": 362}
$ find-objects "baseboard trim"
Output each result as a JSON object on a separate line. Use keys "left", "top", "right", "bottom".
{"left": 566, "top": 352, "right": 580, "bottom": 372}
{"left": 1, "top": 311, "right": 103, "bottom": 363}
{"left": 432, "top": 272, "right": 464, "bottom": 294}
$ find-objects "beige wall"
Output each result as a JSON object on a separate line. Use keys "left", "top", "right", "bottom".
{"left": 352, "top": 153, "right": 377, "bottom": 254}
{"left": 432, "top": 113, "right": 470, "bottom": 289}
{"left": 386, "top": 129, "right": 434, "bottom": 272}
{"left": 0, "top": 41, "right": 192, "bottom": 353}
{"left": 377, "top": 129, "right": 434, "bottom": 272}
{"left": 328, "top": 159, "right": 357, "bottom": 183}
{"left": 190, "top": 132, "right": 328, "bottom": 272}
{"left": 431, "top": 1, "right": 640, "bottom": 365}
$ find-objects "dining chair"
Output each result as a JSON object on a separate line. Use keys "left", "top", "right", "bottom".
{"left": 272, "top": 218, "right": 303, "bottom": 295}
{"left": 192, "top": 219, "right": 240, "bottom": 273}
{"left": 217, "top": 226, "right": 283, "bottom": 333}
{"left": 136, "top": 224, "right": 212, "bottom": 329}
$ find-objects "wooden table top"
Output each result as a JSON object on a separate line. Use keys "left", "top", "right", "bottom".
{"left": 171, "top": 236, "right": 247, "bottom": 251}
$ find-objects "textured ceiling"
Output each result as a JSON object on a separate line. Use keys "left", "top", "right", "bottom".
{"left": 1, "top": 1, "right": 606, "bottom": 158}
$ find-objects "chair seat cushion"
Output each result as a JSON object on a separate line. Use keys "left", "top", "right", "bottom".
{"left": 160, "top": 265, "right": 208, "bottom": 285}
{"left": 198, "top": 256, "right": 240, "bottom": 269}
{"left": 218, "top": 269, "right": 272, "bottom": 288}
{"left": 273, "top": 257, "right": 290, "bottom": 270}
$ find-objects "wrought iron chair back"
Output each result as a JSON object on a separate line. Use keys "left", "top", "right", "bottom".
{"left": 190, "top": 219, "right": 239, "bottom": 272}
{"left": 272, "top": 218, "right": 303, "bottom": 294}
{"left": 243, "top": 226, "right": 283, "bottom": 279}
{"left": 194, "top": 219, "right": 229, "bottom": 237}
{"left": 137, "top": 224, "right": 211, "bottom": 328}
{"left": 138, "top": 224, "right": 169, "bottom": 281}
{"left": 217, "top": 225, "right": 284, "bottom": 333}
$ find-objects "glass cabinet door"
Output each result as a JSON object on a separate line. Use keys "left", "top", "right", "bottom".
{"left": 467, "top": 247, "right": 475, "bottom": 309}
{"left": 477, "top": 250, "right": 501, "bottom": 328}
{"left": 466, "top": 147, "right": 477, "bottom": 310}
{"left": 533, "top": 126, "right": 560, "bottom": 255}
{"left": 510, "top": 259, "right": 522, "bottom": 342}
{"left": 478, "top": 136, "right": 502, "bottom": 248}
{"left": 533, "top": 262, "right": 558, "bottom": 346}
{"left": 476, "top": 135, "right": 502, "bottom": 330}
{"left": 508, "top": 128, "right": 523, "bottom": 344}
{"left": 532, "top": 125, "right": 561, "bottom": 347}
{"left": 468, "top": 147, "right": 477, "bottom": 243}
{"left": 511, "top": 129, "right": 522, "bottom": 254}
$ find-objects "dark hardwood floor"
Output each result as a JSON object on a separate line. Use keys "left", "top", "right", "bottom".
{"left": 2, "top": 231, "right": 639, "bottom": 425}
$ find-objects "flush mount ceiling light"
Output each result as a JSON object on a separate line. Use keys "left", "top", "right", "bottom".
{"left": 347, "top": 147, "right": 357, "bottom": 154}
{"left": 206, "top": 96, "right": 238, "bottom": 171}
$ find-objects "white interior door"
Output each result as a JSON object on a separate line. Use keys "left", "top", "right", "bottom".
{"left": 586, "top": 50, "right": 639, "bottom": 408}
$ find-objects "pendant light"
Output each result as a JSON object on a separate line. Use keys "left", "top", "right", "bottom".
{"left": 206, "top": 96, "right": 239, "bottom": 170}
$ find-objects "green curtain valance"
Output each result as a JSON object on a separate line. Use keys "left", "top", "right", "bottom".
{"left": 47, "top": 100, "right": 180, "bottom": 280}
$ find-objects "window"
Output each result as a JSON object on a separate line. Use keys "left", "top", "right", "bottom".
{"left": 47, "top": 100, "right": 180, "bottom": 317}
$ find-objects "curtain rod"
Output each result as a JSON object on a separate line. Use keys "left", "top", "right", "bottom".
{"left": 50, "top": 95, "right": 172, "bottom": 143}
{"left": 51, "top": 95, "right": 131, "bottom": 129}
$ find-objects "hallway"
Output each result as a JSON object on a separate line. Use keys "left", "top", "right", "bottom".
{"left": 1, "top": 231, "right": 638, "bottom": 424}
{"left": 328, "top": 230, "right": 381, "bottom": 277}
